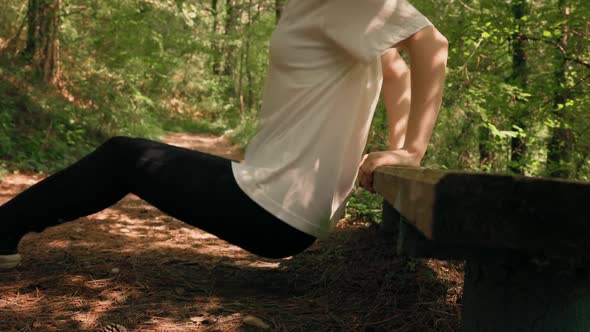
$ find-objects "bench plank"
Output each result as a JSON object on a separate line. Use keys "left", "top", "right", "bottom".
{"left": 373, "top": 166, "right": 590, "bottom": 257}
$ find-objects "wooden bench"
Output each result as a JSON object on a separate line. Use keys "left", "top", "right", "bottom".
{"left": 373, "top": 166, "right": 590, "bottom": 332}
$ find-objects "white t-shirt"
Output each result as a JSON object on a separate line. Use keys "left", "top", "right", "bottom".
{"left": 231, "top": 0, "right": 432, "bottom": 239}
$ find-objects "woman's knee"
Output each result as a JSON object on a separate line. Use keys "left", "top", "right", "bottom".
{"left": 95, "top": 136, "right": 142, "bottom": 163}
{"left": 381, "top": 48, "right": 410, "bottom": 81}
{"left": 104, "top": 136, "right": 135, "bottom": 147}
{"left": 100, "top": 136, "right": 138, "bottom": 152}
{"left": 432, "top": 28, "right": 449, "bottom": 58}
{"left": 396, "top": 26, "right": 449, "bottom": 57}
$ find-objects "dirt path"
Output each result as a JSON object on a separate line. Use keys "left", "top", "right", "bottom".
{"left": 0, "top": 133, "right": 463, "bottom": 332}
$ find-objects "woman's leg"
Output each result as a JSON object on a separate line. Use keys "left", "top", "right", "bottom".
{"left": 0, "top": 136, "right": 315, "bottom": 259}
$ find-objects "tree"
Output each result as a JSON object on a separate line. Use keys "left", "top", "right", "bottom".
{"left": 508, "top": 0, "right": 528, "bottom": 175}
{"left": 275, "top": 0, "right": 285, "bottom": 23}
{"left": 546, "top": 0, "right": 574, "bottom": 178}
{"left": 23, "top": 0, "right": 61, "bottom": 85}
{"left": 210, "top": 0, "right": 223, "bottom": 74}
{"left": 222, "top": 0, "right": 239, "bottom": 76}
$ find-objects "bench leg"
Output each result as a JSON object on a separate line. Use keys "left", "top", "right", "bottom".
{"left": 380, "top": 198, "right": 400, "bottom": 235}
{"left": 382, "top": 200, "right": 467, "bottom": 259}
{"left": 462, "top": 253, "right": 590, "bottom": 332}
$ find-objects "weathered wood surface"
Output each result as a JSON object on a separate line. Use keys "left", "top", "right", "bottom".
{"left": 373, "top": 166, "right": 590, "bottom": 257}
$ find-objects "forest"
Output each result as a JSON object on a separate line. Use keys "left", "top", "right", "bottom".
{"left": 0, "top": 0, "right": 589, "bottom": 331}
{"left": 1, "top": 0, "right": 589, "bottom": 177}
{"left": 2, "top": 0, "right": 590, "bottom": 220}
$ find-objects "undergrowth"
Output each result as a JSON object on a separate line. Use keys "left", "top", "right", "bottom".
{"left": 0, "top": 54, "right": 230, "bottom": 175}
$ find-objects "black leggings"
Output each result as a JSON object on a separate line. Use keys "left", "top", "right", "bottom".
{"left": 0, "top": 136, "right": 316, "bottom": 258}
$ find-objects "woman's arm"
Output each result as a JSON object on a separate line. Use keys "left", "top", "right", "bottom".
{"left": 381, "top": 48, "right": 411, "bottom": 151}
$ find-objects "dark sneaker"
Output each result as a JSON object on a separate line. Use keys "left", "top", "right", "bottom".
{"left": 0, "top": 234, "right": 22, "bottom": 269}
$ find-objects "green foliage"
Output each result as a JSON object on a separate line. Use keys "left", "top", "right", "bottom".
{"left": 345, "top": 189, "right": 384, "bottom": 224}
{"left": 0, "top": 0, "right": 589, "bottom": 220}
{"left": 0, "top": 0, "right": 24, "bottom": 44}
{"left": 403, "top": 0, "right": 590, "bottom": 178}
{"left": 0, "top": 78, "right": 100, "bottom": 173}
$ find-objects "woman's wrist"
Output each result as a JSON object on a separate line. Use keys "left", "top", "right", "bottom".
{"left": 399, "top": 142, "right": 426, "bottom": 160}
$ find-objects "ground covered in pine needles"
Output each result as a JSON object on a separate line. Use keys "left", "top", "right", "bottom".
{"left": 0, "top": 133, "right": 463, "bottom": 332}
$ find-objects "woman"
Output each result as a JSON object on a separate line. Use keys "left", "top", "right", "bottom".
{"left": 0, "top": 0, "right": 447, "bottom": 269}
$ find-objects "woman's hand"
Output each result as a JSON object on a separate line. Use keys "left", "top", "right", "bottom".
{"left": 358, "top": 150, "right": 421, "bottom": 193}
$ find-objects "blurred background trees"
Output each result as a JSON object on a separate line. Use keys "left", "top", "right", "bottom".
{"left": 0, "top": 0, "right": 588, "bottom": 184}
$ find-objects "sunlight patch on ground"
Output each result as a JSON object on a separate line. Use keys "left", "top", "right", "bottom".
{"left": 0, "top": 173, "right": 43, "bottom": 186}
{"left": 71, "top": 299, "right": 115, "bottom": 330}
{"left": 45, "top": 239, "right": 73, "bottom": 249}
{"left": 0, "top": 291, "right": 45, "bottom": 310}
{"left": 0, "top": 174, "right": 45, "bottom": 203}
{"left": 234, "top": 259, "right": 281, "bottom": 269}
{"left": 165, "top": 133, "right": 243, "bottom": 160}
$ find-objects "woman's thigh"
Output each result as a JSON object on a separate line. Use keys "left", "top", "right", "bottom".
{"left": 127, "top": 137, "right": 316, "bottom": 258}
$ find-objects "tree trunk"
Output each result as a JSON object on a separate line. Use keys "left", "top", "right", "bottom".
{"left": 222, "top": 0, "right": 238, "bottom": 76}
{"left": 23, "top": 0, "right": 61, "bottom": 85}
{"left": 546, "top": 0, "right": 574, "bottom": 178}
{"left": 211, "top": 0, "right": 219, "bottom": 34}
{"left": 479, "top": 126, "right": 493, "bottom": 171}
{"left": 475, "top": 1, "right": 493, "bottom": 172}
{"left": 509, "top": 0, "right": 528, "bottom": 175}
{"left": 245, "top": 0, "right": 254, "bottom": 110}
{"left": 210, "top": 0, "right": 222, "bottom": 74}
{"left": 275, "top": 0, "right": 285, "bottom": 23}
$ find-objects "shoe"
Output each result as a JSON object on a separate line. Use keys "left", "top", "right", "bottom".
{"left": 0, "top": 252, "right": 21, "bottom": 270}
{"left": 0, "top": 233, "right": 22, "bottom": 270}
